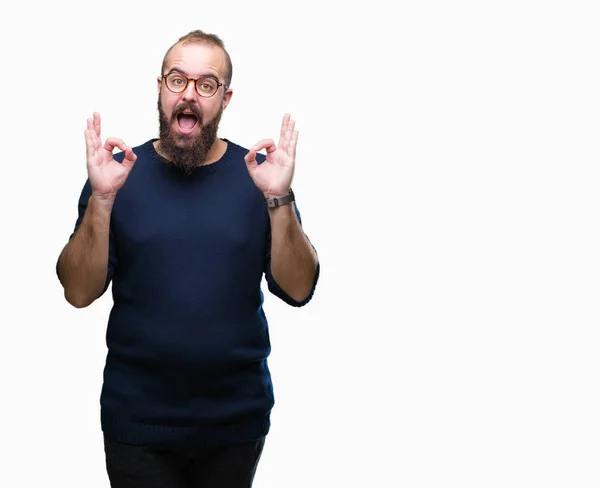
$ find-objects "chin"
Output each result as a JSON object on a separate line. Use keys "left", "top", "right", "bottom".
{"left": 173, "top": 131, "right": 198, "bottom": 145}
{"left": 174, "top": 133, "right": 194, "bottom": 143}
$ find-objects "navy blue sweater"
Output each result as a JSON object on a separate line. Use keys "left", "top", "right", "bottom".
{"left": 60, "top": 139, "right": 318, "bottom": 448}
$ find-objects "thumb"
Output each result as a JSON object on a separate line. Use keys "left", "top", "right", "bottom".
{"left": 121, "top": 146, "right": 137, "bottom": 172}
{"left": 244, "top": 148, "right": 258, "bottom": 170}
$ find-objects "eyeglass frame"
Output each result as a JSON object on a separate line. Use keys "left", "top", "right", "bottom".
{"left": 161, "top": 70, "right": 227, "bottom": 98}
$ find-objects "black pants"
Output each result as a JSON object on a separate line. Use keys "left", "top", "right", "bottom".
{"left": 103, "top": 435, "right": 265, "bottom": 488}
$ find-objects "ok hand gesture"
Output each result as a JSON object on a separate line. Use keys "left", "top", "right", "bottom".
{"left": 85, "top": 112, "right": 137, "bottom": 200}
{"left": 244, "top": 114, "right": 298, "bottom": 198}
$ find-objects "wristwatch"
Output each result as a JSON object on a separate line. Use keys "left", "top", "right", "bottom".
{"left": 265, "top": 189, "right": 295, "bottom": 208}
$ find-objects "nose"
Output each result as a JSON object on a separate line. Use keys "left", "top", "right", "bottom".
{"left": 182, "top": 79, "right": 198, "bottom": 102}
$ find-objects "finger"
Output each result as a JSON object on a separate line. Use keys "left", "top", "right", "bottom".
{"left": 244, "top": 148, "right": 258, "bottom": 169}
{"left": 244, "top": 148, "right": 256, "bottom": 163}
{"left": 284, "top": 118, "right": 295, "bottom": 149}
{"left": 87, "top": 118, "right": 101, "bottom": 152}
{"left": 279, "top": 113, "right": 291, "bottom": 146}
{"left": 287, "top": 129, "right": 299, "bottom": 159}
{"left": 121, "top": 146, "right": 137, "bottom": 172}
{"left": 93, "top": 112, "right": 101, "bottom": 138}
{"left": 84, "top": 130, "right": 95, "bottom": 160}
{"left": 103, "top": 137, "right": 127, "bottom": 153}
{"left": 252, "top": 139, "right": 277, "bottom": 154}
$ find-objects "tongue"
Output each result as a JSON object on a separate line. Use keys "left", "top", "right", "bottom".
{"left": 178, "top": 114, "right": 197, "bottom": 130}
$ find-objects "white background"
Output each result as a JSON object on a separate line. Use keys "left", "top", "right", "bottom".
{"left": 1, "top": 0, "right": 599, "bottom": 487}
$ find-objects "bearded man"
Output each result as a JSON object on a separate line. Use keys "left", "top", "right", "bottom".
{"left": 56, "top": 29, "right": 319, "bottom": 488}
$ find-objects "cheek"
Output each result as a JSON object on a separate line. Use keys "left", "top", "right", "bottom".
{"left": 201, "top": 101, "right": 222, "bottom": 121}
{"left": 159, "top": 93, "right": 178, "bottom": 119}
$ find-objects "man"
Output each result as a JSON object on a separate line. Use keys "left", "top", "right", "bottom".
{"left": 56, "top": 29, "right": 319, "bottom": 487}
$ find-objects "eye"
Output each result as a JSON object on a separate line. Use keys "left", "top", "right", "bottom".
{"left": 195, "top": 78, "right": 218, "bottom": 95}
{"left": 167, "top": 73, "right": 186, "bottom": 85}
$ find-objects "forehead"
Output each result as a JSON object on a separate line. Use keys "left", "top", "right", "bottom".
{"left": 164, "top": 42, "right": 227, "bottom": 78}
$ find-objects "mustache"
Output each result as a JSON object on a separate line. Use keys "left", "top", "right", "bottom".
{"left": 172, "top": 103, "right": 203, "bottom": 123}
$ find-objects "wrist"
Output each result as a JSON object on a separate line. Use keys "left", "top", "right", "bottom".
{"left": 90, "top": 192, "right": 116, "bottom": 211}
{"left": 265, "top": 188, "right": 294, "bottom": 208}
{"left": 267, "top": 199, "right": 296, "bottom": 220}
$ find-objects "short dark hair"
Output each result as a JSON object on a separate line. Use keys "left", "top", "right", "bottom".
{"left": 161, "top": 30, "right": 233, "bottom": 88}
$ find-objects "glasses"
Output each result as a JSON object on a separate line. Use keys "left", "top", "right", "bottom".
{"left": 162, "top": 71, "right": 225, "bottom": 98}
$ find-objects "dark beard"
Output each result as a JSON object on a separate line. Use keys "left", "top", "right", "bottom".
{"left": 157, "top": 98, "right": 223, "bottom": 176}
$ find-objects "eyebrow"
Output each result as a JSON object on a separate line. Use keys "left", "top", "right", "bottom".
{"left": 167, "top": 68, "right": 220, "bottom": 82}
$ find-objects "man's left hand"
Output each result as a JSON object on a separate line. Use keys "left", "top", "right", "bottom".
{"left": 244, "top": 113, "right": 298, "bottom": 198}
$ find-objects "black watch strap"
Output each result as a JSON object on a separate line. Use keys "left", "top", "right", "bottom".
{"left": 265, "top": 189, "right": 295, "bottom": 208}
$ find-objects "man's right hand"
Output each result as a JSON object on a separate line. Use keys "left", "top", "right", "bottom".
{"left": 85, "top": 112, "right": 137, "bottom": 201}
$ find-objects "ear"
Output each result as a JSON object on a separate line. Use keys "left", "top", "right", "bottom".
{"left": 222, "top": 88, "right": 233, "bottom": 111}
{"left": 157, "top": 76, "right": 162, "bottom": 94}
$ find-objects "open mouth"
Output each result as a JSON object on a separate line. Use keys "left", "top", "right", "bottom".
{"left": 176, "top": 113, "right": 198, "bottom": 134}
